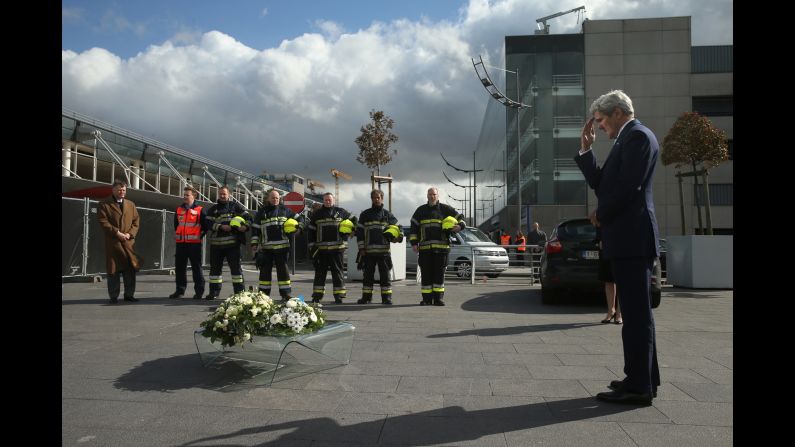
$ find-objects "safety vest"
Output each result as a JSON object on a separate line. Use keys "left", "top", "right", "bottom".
{"left": 516, "top": 236, "right": 526, "bottom": 252}
{"left": 500, "top": 234, "right": 511, "bottom": 246}
{"left": 175, "top": 205, "right": 203, "bottom": 243}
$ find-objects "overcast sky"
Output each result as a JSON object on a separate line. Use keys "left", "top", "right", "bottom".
{"left": 62, "top": 0, "right": 732, "bottom": 224}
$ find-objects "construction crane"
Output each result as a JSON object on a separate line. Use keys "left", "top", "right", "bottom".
{"left": 535, "top": 5, "right": 586, "bottom": 35}
{"left": 330, "top": 168, "right": 352, "bottom": 205}
{"left": 307, "top": 179, "right": 325, "bottom": 194}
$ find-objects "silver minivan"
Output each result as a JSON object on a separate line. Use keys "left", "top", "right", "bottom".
{"left": 403, "top": 226, "right": 510, "bottom": 278}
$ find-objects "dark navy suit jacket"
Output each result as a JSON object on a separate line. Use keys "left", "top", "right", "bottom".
{"left": 574, "top": 119, "right": 660, "bottom": 260}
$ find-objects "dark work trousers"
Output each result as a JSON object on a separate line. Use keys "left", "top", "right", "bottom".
{"left": 107, "top": 260, "right": 136, "bottom": 300}
{"left": 361, "top": 255, "right": 392, "bottom": 301}
{"left": 174, "top": 243, "right": 205, "bottom": 295}
{"left": 312, "top": 252, "right": 346, "bottom": 302}
{"left": 209, "top": 244, "right": 244, "bottom": 296}
{"left": 611, "top": 257, "right": 660, "bottom": 395}
{"left": 418, "top": 251, "right": 448, "bottom": 304}
{"left": 259, "top": 251, "right": 291, "bottom": 299}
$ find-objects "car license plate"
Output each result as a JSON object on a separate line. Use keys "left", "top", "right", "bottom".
{"left": 582, "top": 250, "right": 599, "bottom": 260}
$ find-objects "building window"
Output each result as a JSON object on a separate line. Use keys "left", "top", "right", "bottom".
{"left": 694, "top": 183, "right": 733, "bottom": 206}
{"left": 692, "top": 96, "right": 733, "bottom": 117}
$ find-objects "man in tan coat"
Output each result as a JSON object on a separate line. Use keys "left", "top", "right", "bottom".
{"left": 97, "top": 179, "right": 141, "bottom": 303}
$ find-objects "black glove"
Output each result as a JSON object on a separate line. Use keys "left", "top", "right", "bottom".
{"left": 356, "top": 251, "right": 364, "bottom": 271}
{"left": 254, "top": 251, "right": 263, "bottom": 270}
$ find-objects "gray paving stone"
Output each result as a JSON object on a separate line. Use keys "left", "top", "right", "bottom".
{"left": 620, "top": 422, "right": 733, "bottom": 447}
{"left": 671, "top": 382, "right": 733, "bottom": 402}
{"left": 653, "top": 401, "right": 733, "bottom": 426}
{"left": 503, "top": 420, "right": 636, "bottom": 446}
{"left": 335, "top": 391, "right": 444, "bottom": 414}
{"left": 513, "top": 343, "right": 588, "bottom": 354}
{"left": 482, "top": 352, "right": 563, "bottom": 366}
{"left": 691, "top": 367, "right": 733, "bottom": 384}
{"left": 303, "top": 373, "right": 401, "bottom": 393}
{"left": 444, "top": 363, "right": 531, "bottom": 379}
{"left": 490, "top": 378, "right": 591, "bottom": 398}
{"left": 396, "top": 376, "right": 493, "bottom": 395}
{"left": 527, "top": 365, "right": 618, "bottom": 380}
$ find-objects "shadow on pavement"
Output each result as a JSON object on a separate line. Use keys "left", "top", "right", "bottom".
{"left": 461, "top": 288, "right": 604, "bottom": 315}
{"left": 426, "top": 322, "right": 605, "bottom": 339}
{"left": 177, "top": 397, "right": 637, "bottom": 446}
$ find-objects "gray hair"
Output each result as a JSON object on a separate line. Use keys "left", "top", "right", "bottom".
{"left": 589, "top": 90, "right": 634, "bottom": 117}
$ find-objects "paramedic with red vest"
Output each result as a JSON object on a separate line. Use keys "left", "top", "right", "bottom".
{"left": 169, "top": 186, "right": 208, "bottom": 300}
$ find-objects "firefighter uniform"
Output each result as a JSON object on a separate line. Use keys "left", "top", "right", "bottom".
{"left": 355, "top": 205, "right": 401, "bottom": 305}
{"left": 250, "top": 203, "right": 304, "bottom": 300}
{"left": 409, "top": 203, "right": 465, "bottom": 306}
{"left": 172, "top": 202, "right": 207, "bottom": 299}
{"left": 307, "top": 205, "right": 353, "bottom": 303}
{"left": 205, "top": 200, "right": 251, "bottom": 299}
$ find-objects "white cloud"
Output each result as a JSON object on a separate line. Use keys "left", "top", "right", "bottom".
{"left": 62, "top": 0, "right": 732, "bottom": 196}
{"left": 98, "top": 10, "right": 147, "bottom": 36}
{"left": 62, "top": 7, "right": 84, "bottom": 22}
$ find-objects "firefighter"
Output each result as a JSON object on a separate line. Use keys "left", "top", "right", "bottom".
{"left": 204, "top": 185, "right": 251, "bottom": 300}
{"left": 306, "top": 192, "right": 354, "bottom": 303}
{"left": 250, "top": 189, "right": 304, "bottom": 301}
{"left": 169, "top": 186, "right": 208, "bottom": 300}
{"left": 409, "top": 187, "right": 465, "bottom": 306}
{"left": 355, "top": 189, "right": 402, "bottom": 305}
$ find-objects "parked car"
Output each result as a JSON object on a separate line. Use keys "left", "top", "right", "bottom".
{"left": 540, "top": 218, "right": 662, "bottom": 306}
{"left": 404, "top": 226, "right": 509, "bottom": 278}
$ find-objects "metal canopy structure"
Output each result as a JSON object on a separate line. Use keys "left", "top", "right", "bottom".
{"left": 471, "top": 56, "right": 531, "bottom": 110}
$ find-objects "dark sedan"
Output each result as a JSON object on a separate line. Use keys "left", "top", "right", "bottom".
{"left": 540, "top": 218, "right": 662, "bottom": 306}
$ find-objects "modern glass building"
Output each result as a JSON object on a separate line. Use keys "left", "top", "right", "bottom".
{"left": 475, "top": 16, "right": 733, "bottom": 238}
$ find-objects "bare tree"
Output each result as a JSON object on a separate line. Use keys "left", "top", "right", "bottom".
{"left": 355, "top": 110, "right": 399, "bottom": 176}
{"left": 661, "top": 112, "right": 729, "bottom": 235}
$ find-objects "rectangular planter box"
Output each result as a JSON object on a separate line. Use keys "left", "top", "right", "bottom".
{"left": 666, "top": 235, "right": 733, "bottom": 288}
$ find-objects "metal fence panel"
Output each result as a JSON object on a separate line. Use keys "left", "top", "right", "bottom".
{"left": 64, "top": 197, "right": 198, "bottom": 277}
{"left": 62, "top": 198, "right": 86, "bottom": 276}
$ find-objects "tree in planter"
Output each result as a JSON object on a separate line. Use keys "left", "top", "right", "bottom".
{"left": 661, "top": 112, "right": 729, "bottom": 235}
{"left": 355, "top": 110, "right": 399, "bottom": 177}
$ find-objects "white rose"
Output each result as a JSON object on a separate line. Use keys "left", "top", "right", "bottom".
{"left": 309, "top": 313, "right": 317, "bottom": 322}
{"left": 243, "top": 333, "right": 251, "bottom": 341}
{"left": 250, "top": 307, "right": 259, "bottom": 317}
{"left": 286, "top": 299, "right": 297, "bottom": 308}
{"left": 270, "top": 314, "right": 282, "bottom": 324}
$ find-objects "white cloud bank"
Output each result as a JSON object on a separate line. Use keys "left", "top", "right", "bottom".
{"left": 63, "top": 0, "right": 732, "bottom": 222}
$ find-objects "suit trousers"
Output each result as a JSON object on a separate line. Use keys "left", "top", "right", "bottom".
{"left": 418, "top": 251, "right": 448, "bottom": 303}
{"left": 611, "top": 257, "right": 661, "bottom": 394}
{"left": 259, "top": 250, "right": 291, "bottom": 298}
{"left": 312, "top": 252, "right": 346, "bottom": 300}
{"left": 107, "top": 265, "right": 136, "bottom": 300}
{"left": 209, "top": 245, "right": 244, "bottom": 296}
{"left": 362, "top": 255, "right": 392, "bottom": 300}
{"left": 175, "top": 243, "right": 205, "bottom": 295}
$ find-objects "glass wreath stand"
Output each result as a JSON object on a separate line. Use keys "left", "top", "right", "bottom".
{"left": 194, "top": 322, "right": 355, "bottom": 388}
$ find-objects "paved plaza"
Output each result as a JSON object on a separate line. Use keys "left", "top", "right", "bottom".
{"left": 62, "top": 265, "right": 732, "bottom": 446}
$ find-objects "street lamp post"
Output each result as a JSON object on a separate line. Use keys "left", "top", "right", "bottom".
{"left": 441, "top": 153, "right": 482, "bottom": 226}
{"left": 472, "top": 55, "right": 531, "bottom": 234}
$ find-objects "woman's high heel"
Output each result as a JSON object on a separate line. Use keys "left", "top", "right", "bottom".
{"left": 613, "top": 314, "right": 623, "bottom": 324}
{"left": 601, "top": 312, "right": 615, "bottom": 324}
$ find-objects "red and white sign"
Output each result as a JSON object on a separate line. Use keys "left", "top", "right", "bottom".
{"left": 283, "top": 191, "right": 305, "bottom": 213}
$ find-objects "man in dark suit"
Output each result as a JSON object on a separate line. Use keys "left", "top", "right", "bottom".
{"left": 575, "top": 90, "right": 661, "bottom": 406}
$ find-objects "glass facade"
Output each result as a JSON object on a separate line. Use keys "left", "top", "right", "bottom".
{"left": 474, "top": 34, "right": 586, "bottom": 228}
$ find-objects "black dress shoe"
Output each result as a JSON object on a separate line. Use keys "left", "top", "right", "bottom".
{"left": 596, "top": 390, "right": 652, "bottom": 406}
{"left": 123, "top": 296, "right": 139, "bottom": 302}
{"left": 609, "top": 380, "right": 657, "bottom": 398}
{"left": 433, "top": 299, "right": 445, "bottom": 306}
{"left": 357, "top": 297, "right": 371, "bottom": 304}
{"left": 192, "top": 293, "right": 203, "bottom": 300}
{"left": 168, "top": 292, "right": 183, "bottom": 299}
{"left": 204, "top": 294, "right": 217, "bottom": 301}
{"left": 109, "top": 298, "right": 118, "bottom": 304}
